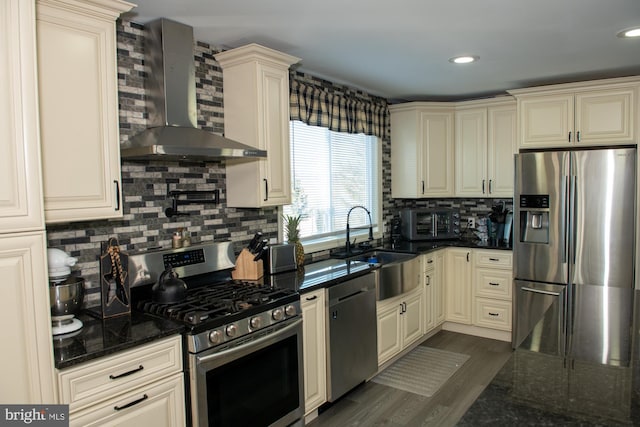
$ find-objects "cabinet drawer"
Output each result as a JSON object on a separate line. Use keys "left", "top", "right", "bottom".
{"left": 69, "top": 372, "right": 185, "bottom": 427}
{"left": 474, "top": 298, "right": 512, "bottom": 331}
{"left": 475, "top": 268, "right": 512, "bottom": 300}
{"left": 474, "top": 250, "right": 512, "bottom": 269}
{"left": 58, "top": 336, "right": 182, "bottom": 413}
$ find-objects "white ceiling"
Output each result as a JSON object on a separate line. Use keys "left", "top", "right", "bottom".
{"left": 125, "top": 0, "right": 640, "bottom": 102}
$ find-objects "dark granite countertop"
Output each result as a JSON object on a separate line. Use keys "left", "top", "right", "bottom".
{"left": 53, "top": 310, "right": 184, "bottom": 370}
{"left": 381, "top": 238, "right": 512, "bottom": 254}
{"left": 458, "top": 348, "right": 640, "bottom": 426}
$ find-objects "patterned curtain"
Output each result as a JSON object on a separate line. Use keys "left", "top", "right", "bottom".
{"left": 289, "top": 77, "right": 388, "bottom": 139}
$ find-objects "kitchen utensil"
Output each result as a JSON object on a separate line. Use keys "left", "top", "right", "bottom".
{"left": 152, "top": 266, "right": 187, "bottom": 304}
{"left": 50, "top": 276, "right": 85, "bottom": 335}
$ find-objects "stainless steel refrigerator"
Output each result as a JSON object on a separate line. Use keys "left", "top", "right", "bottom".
{"left": 513, "top": 147, "right": 636, "bottom": 367}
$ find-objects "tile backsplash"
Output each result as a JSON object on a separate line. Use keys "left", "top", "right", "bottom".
{"left": 46, "top": 17, "right": 511, "bottom": 308}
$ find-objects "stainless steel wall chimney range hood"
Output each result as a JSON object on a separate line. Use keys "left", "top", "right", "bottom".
{"left": 121, "top": 19, "right": 266, "bottom": 161}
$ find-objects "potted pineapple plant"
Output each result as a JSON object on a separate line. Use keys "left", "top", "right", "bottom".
{"left": 283, "top": 214, "right": 305, "bottom": 269}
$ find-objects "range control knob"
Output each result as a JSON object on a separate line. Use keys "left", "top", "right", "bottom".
{"left": 272, "top": 308, "right": 284, "bottom": 321}
{"left": 250, "top": 316, "right": 262, "bottom": 329}
{"left": 225, "top": 324, "right": 237, "bottom": 338}
{"left": 208, "top": 330, "right": 222, "bottom": 344}
{"left": 285, "top": 305, "right": 297, "bottom": 317}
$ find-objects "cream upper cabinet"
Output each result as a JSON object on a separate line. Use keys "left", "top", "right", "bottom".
{"left": 454, "top": 99, "right": 516, "bottom": 197}
{"left": 509, "top": 77, "right": 639, "bottom": 149}
{"left": 445, "top": 248, "right": 472, "bottom": 325}
{"left": 0, "top": 0, "right": 45, "bottom": 233}
{"left": 301, "top": 289, "right": 327, "bottom": 416}
{"left": 36, "top": 0, "right": 132, "bottom": 223}
{"left": 390, "top": 103, "right": 455, "bottom": 198}
{"left": 215, "top": 44, "right": 300, "bottom": 207}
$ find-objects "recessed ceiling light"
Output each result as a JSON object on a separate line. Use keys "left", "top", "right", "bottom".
{"left": 617, "top": 27, "right": 640, "bottom": 38}
{"left": 449, "top": 55, "right": 479, "bottom": 64}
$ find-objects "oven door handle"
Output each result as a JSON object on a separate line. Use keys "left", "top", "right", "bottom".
{"left": 196, "top": 317, "right": 302, "bottom": 365}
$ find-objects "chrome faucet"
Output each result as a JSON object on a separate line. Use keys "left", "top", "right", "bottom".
{"left": 346, "top": 205, "right": 374, "bottom": 254}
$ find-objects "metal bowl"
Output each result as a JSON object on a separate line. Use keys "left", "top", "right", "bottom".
{"left": 50, "top": 276, "right": 85, "bottom": 318}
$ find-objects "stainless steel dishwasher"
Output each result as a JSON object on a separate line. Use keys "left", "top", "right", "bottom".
{"left": 326, "top": 271, "right": 377, "bottom": 402}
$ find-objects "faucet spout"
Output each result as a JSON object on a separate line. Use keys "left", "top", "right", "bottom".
{"left": 346, "top": 205, "right": 373, "bottom": 254}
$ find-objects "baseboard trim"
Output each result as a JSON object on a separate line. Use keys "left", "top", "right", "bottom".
{"left": 442, "top": 322, "right": 511, "bottom": 342}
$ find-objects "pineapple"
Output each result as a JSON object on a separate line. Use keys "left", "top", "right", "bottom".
{"left": 283, "top": 214, "right": 305, "bottom": 269}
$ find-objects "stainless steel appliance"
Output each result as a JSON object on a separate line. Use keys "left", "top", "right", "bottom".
{"left": 266, "top": 243, "right": 297, "bottom": 274}
{"left": 128, "top": 242, "right": 303, "bottom": 427}
{"left": 513, "top": 147, "right": 636, "bottom": 366}
{"left": 400, "top": 208, "right": 460, "bottom": 241}
{"left": 48, "top": 248, "right": 84, "bottom": 335}
{"left": 326, "top": 272, "right": 377, "bottom": 401}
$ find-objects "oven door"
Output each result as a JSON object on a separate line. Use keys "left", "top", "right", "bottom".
{"left": 189, "top": 317, "right": 304, "bottom": 427}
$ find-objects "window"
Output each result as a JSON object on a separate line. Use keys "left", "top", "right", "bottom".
{"left": 283, "top": 120, "right": 381, "bottom": 250}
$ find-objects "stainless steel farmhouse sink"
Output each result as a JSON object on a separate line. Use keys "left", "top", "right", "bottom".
{"left": 351, "top": 250, "right": 421, "bottom": 301}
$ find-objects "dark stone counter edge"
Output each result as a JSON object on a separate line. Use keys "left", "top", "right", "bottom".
{"left": 54, "top": 311, "right": 185, "bottom": 370}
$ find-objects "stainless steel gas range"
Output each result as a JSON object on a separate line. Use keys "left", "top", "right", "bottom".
{"left": 128, "top": 242, "right": 303, "bottom": 427}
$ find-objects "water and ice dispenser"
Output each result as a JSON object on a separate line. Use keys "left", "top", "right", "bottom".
{"left": 519, "top": 195, "right": 550, "bottom": 244}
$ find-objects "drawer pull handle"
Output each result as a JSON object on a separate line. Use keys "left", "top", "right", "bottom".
{"left": 305, "top": 295, "right": 318, "bottom": 301}
{"left": 488, "top": 312, "right": 500, "bottom": 317}
{"left": 114, "top": 394, "right": 148, "bottom": 411}
{"left": 489, "top": 282, "right": 500, "bottom": 286}
{"left": 427, "top": 259, "right": 433, "bottom": 264}
{"left": 489, "top": 258, "right": 500, "bottom": 262}
{"left": 109, "top": 365, "right": 144, "bottom": 380}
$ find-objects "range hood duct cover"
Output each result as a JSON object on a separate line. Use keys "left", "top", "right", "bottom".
{"left": 121, "top": 18, "right": 266, "bottom": 161}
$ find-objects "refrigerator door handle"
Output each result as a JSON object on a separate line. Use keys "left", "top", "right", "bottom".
{"left": 561, "top": 175, "right": 569, "bottom": 263}
{"left": 521, "top": 287, "right": 562, "bottom": 297}
{"left": 570, "top": 175, "right": 578, "bottom": 265}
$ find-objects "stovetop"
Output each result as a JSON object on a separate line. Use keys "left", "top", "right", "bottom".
{"left": 135, "top": 280, "right": 299, "bottom": 333}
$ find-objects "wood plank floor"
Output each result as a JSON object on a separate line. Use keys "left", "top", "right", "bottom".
{"left": 307, "top": 330, "right": 513, "bottom": 427}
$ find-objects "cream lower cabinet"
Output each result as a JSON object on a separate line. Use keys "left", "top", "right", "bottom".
{"left": 445, "top": 248, "right": 473, "bottom": 325}
{"left": 390, "top": 103, "right": 455, "bottom": 198}
{"left": 422, "top": 250, "right": 445, "bottom": 334}
{"left": 454, "top": 100, "right": 516, "bottom": 197}
{"left": 215, "top": 44, "right": 300, "bottom": 207}
{"left": 473, "top": 249, "right": 513, "bottom": 331}
{"left": 57, "top": 336, "right": 185, "bottom": 426}
{"left": 377, "top": 286, "right": 424, "bottom": 366}
{"left": 36, "top": 0, "right": 132, "bottom": 223}
{"left": 509, "top": 77, "right": 638, "bottom": 149}
{"left": 301, "top": 289, "right": 327, "bottom": 415}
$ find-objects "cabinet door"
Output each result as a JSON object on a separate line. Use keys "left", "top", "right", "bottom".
{"left": 69, "top": 373, "right": 185, "bottom": 427}
{"left": 377, "top": 299, "right": 402, "bottom": 366}
{"left": 455, "top": 108, "right": 487, "bottom": 197}
{"left": 36, "top": 0, "right": 129, "bottom": 223}
{"left": 422, "top": 266, "right": 436, "bottom": 333}
{"left": 434, "top": 251, "right": 446, "bottom": 325}
{"left": 217, "top": 45, "right": 299, "bottom": 208}
{"left": 301, "top": 289, "right": 327, "bottom": 415}
{"left": 575, "top": 88, "right": 636, "bottom": 145}
{"left": 419, "top": 110, "right": 454, "bottom": 197}
{"left": 475, "top": 268, "right": 512, "bottom": 300}
{"left": 401, "top": 288, "right": 424, "bottom": 346}
{"left": 445, "top": 249, "right": 472, "bottom": 324}
{"left": 0, "top": 0, "right": 44, "bottom": 233}
{"left": 0, "top": 232, "right": 55, "bottom": 403}
{"left": 518, "top": 94, "right": 574, "bottom": 148}
{"left": 487, "top": 105, "right": 517, "bottom": 197}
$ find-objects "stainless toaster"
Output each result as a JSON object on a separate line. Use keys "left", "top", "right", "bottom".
{"left": 267, "top": 244, "right": 297, "bottom": 274}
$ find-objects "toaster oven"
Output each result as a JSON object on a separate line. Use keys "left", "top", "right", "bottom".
{"left": 400, "top": 208, "right": 461, "bottom": 241}
{"left": 266, "top": 243, "right": 297, "bottom": 274}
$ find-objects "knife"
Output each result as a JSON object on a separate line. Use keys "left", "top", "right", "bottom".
{"left": 251, "top": 239, "right": 269, "bottom": 261}
{"left": 254, "top": 245, "right": 268, "bottom": 262}
{"left": 247, "top": 232, "right": 262, "bottom": 253}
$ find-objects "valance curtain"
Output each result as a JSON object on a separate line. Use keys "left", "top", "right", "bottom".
{"left": 289, "top": 77, "right": 388, "bottom": 139}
